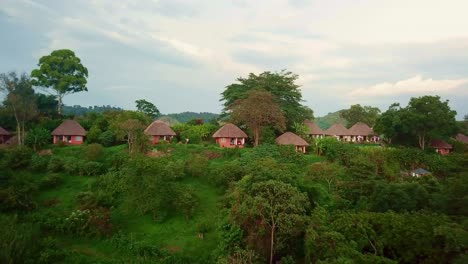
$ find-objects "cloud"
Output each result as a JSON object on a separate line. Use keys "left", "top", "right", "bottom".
{"left": 350, "top": 75, "right": 468, "bottom": 98}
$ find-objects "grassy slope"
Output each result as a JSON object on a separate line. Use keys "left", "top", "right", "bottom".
{"left": 34, "top": 161, "right": 222, "bottom": 261}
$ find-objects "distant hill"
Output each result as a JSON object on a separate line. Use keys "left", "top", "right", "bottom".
{"left": 163, "top": 112, "right": 219, "bottom": 123}
{"left": 63, "top": 105, "right": 123, "bottom": 116}
{"left": 315, "top": 110, "right": 347, "bottom": 129}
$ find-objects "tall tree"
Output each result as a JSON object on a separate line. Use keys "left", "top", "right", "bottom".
{"left": 340, "top": 104, "right": 381, "bottom": 127}
{"left": 31, "top": 49, "right": 88, "bottom": 115}
{"left": 135, "top": 99, "right": 161, "bottom": 119}
{"left": 232, "top": 180, "right": 309, "bottom": 264}
{"left": 229, "top": 90, "right": 286, "bottom": 146}
{"left": 221, "top": 70, "right": 313, "bottom": 127}
{"left": 374, "top": 103, "right": 403, "bottom": 144}
{"left": 0, "top": 72, "right": 37, "bottom": 145}
{"left": 404, "top": 95, "right": 457, "bottom": 150}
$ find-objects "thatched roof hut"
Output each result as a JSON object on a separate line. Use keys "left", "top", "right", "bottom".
{"left": 348, "top": 122, "right": 374, "bottom": 136}
{"left": 52, "top": 120, "right": 86, "bottom": 136}
{"left": 456, "top": 133, "right": 468, "bottom": 144}
{"left": 0, "top": 126, "right": 10, "bottom": 136}
{"left": 212, "top": 123, "right": 248, "bottom": 138}
{"left": 324, "top": 123, "right": 349, "bottom": 136}
{"left": 276, "top": 132, "right": 309, "bottom": 146}
{"left": 304, "top": 120, "right": 324, "bottom": 135}
{"left": 144, "top": 120, "right": 176, "bottom": 136}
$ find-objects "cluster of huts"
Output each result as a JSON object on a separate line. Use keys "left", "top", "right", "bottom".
{"left": 1, "top": 119, "right": 467, "bottom": 155}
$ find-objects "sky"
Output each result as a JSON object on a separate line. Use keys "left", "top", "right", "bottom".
{"left": 1, "top": 0, "right": 467, "bottom": 119}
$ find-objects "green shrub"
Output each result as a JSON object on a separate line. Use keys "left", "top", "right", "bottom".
{"left": 84, "top": 143, "right": 104, "bottom": 161}
{"left": 1, "top": 146, "right": 33, "bottom": 169}
{"left": 40, "top": 173, "right": 63, "bottom": 189}
{"left": 185, "top": 153, "right": 209, "bottom": 177}
{"left": 25, "top": 127, "right": 51, "bottom": 151}
{"left": 0, "top": 215, "right": 40, "bottom": 264}
{"left": 47, "top": 156, "right": 64, "bottom": 172}
{"left": 86, "top": 126, "right": 102, "bottom": 143}
{"left": 98, "top": 130, "right": 116, "bottom": 147}
{"left": 174, "top": 186, "right": 198, "bottom": 219}
{"left": 38, "top": 237, "right": 68, "bottom": 264}
{"left": 29, "top": 154, "right": 50, "bottom": 172}
{"left": 0, "top": 173, "right": 38, "bottom": 211}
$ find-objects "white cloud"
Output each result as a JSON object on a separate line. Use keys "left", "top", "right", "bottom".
{"left": 350, "top": 75, "right": 468, "bottom": 98}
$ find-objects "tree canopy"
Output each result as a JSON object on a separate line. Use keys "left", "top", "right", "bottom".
{"left": 221, "top": 70, "right": 313, "bottom": 127}
{"left": 135, "top": 99, "right": 161, "bottom": 119}
{"left": 340, "top": 104, "right": 381, "bottom": 127}
{"left": 229, "top": 90, "right": 286, "bottom": 146}
{"left": 31, "top": 49, "right": 88, "bottom": 115}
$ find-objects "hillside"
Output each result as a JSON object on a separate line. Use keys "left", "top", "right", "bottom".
{"left": 163, "top": 112, "right": 219, "bottom": 123}
{"left": 314, "top": 110, "right": 347, "bottom": 129}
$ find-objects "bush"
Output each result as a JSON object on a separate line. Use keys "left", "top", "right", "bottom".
{"left": 185, "top": 153, "right": 209, "bottom": 177}
{"left": 86, "top": 126, "right": 102, "bottom": 144}
{"left": 25, "top": 127, "right": 51, "bottom": 151}
{"left": 84, "top": 143, "right": 104, "bottom": 161}
{"left": 0, "top": 173, "right": 38, "bottom": 211}
{"left": 98, "top": 130, "right": 116, "bottom": 147}
{"left": 47, "top": 156, "right": 64, "bottom": 172}
{"left": 1, "top": 146, "right": 33, "bottom": 169}
{"left": 40, "top": 173, "right": 63, "bottom": 189}
{"left": 0, "top": 215, "right": 40, "bottom": 264}
{"left": 174, "top": 186, "right": 198, "bottom": 219}
{"left": 29, "top": 154, "right": 50, "bottom": 172}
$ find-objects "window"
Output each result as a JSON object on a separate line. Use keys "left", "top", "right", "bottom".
{"left": 221, "top": 138, "right": 226, "bottom": 143}
{"left": 75, "top": 136, "right": 83, "bottom": 142}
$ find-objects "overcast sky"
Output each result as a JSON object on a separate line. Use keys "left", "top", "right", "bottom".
{"left": 1, "top": 0, "right": 467, "bottom": 118}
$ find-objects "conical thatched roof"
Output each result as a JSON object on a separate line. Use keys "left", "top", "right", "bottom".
{"left": 348, "top": 122, "right": 374, "bottom": 136}
{"left": 304, "top": 120, "right": 324, "bottom": 135}
{"left": 456, "top": 133, "right": 468, "bottom": 144}
{"left": 276, "top": 132, "right": 309, "bottom": 146}
{"left": 212, "top": 123, "right": 248, "bottom": 138}
{"left": 144, "top": 120, "right": 176, "bottom": 136}
{"left": 0, "top": 126, "right": 10, "bottom": 136}
{"left": 430, "top": 139, "right": 453, "bottom": 149}
{"left": 324, "top": 123, "right": 349, "bottom": 136}
{"left": 51, "top": 120, "right": 86, "bottom": 136}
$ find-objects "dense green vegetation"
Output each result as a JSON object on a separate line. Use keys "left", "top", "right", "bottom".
{"left": 1, "top": 141, "right": 467, "bottom": 263}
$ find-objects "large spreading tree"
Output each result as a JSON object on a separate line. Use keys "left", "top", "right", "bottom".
{"left": 31, "top": 49, "right": 88, "bottom": 115}
{"left": 221, "top": 70, "right": 313, "bottom": 127}
{"left": 404, "top": 95, "right": 457, "bottom": 150}
{"left": 229, "top": 90, "right": 286, "bottom": 146}
{"left": 340, "top": 104, "right": 381, "bottom": 127}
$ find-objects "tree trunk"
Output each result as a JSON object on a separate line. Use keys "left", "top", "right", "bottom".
{"left": 418, "top": 133, "right": 426, "bottom": 150}
{"left": 270, "top": 224, "right": 275, "bottom": 264}
{"left": 254, "top": 126, "right": 260, "bottom": 147}
{"left": 57, "top": 94, "right": 63, "bottom": 116}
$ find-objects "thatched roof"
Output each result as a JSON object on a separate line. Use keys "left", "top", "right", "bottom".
{"left": 0, "top": 126, "right": 10, "bottom": 136}
{"left": 324, "top": 123, "right": 349, "bottom": 136}
{"left": 430, "top": 139, "right": 453, "bottom": 149}
{"left": 348, "top": 122, "right": 374, "bottom": 136}
{"left": 51, "top": 120, "right": 86, "bottom": 136}
{"left": 456, "top": 133, "right": 468, "bottom": 144}
{"left": 304, "top": 120, "right": 324, "bottom": 135}
{"left": 144, "top": 120, "right": 176, "bottom": 136}
{"left": 276, "top": 132, "right": 309, "bottom": 146}
{"left": 212, "top": 123, "right": 248, "bottom": 138}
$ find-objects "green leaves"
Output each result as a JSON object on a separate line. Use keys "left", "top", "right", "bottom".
{"left": 31, "top": 49, "right": 88, "bottom": 114}
{"left": 135, "top": 99, "right": 161, "bottom": 119}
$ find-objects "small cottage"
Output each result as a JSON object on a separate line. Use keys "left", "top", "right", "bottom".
{"left": 212, "top": 123, "right": 248, "bottom": 148}
{"left": 430, "top": 139, "right": 452, "bottom": 155}
{"left": 455, "top": 133, "right": 468, "bottom": 144}
{"left": 275, "top": 132, "right": 309, "bottom": 153}
{"left": 304, "top": 120, "right": 324, "bottom": 138}
{"left": 144, "top": 120, "right": 176, "bottom": 144}
{"left": 324, "top": 123, "right": 350, "bottom": 141}
{"left": 52, "top": 120, "right": 87, "bottom": 145}
{"left": 0, "top": 126, "right": 11, "bottom": 144}
{"left": 348, "top": 122, "right": 379, "bottom": 142}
